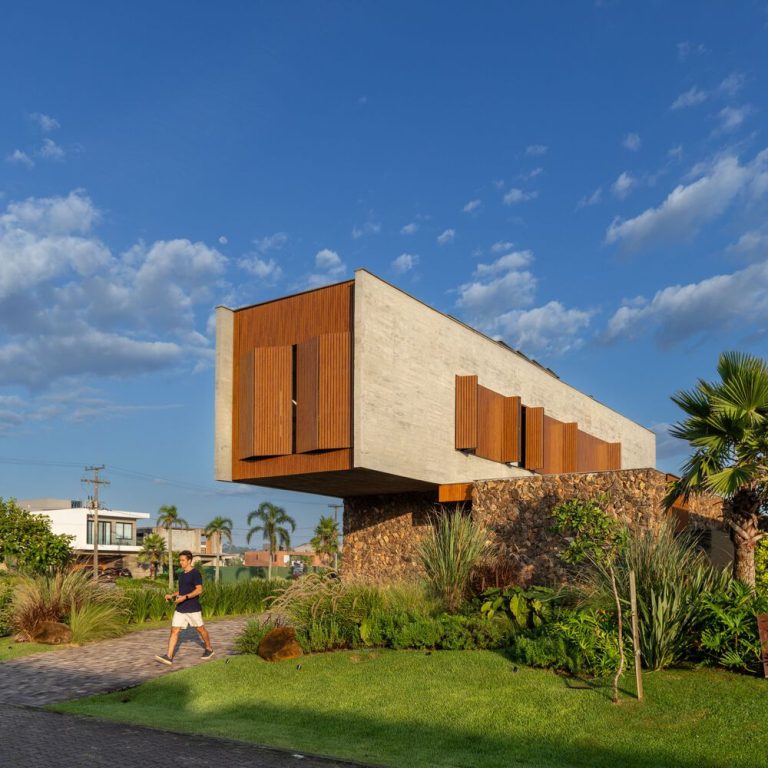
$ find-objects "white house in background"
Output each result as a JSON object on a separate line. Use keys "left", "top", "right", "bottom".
{"left": 18, "top": 498, "right": 150, "bottom": 571}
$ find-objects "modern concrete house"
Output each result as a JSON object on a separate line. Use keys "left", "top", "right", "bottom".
{"left": 19, "top": 498, "right": 150, "bottom": 571}
{"left": 215, "top": 270, "right": 723, "bottom": 583}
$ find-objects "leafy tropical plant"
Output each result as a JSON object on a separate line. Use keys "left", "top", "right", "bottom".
{"left": 67, "top": 601, "right": 127, "bottom": 644}
{"left": 481, "top": 585, "right": 554, "bottom": 629}
{"left": 756, "top": 539, "right": 768, "bottom": 596}
{"left": 137, "top": 533, "right": 166, "bottom": 580}
{"left": 156, "top": 505, "right": 189, "bottom": 590}
{"left": 0, "top": 498, "right": 73, "bottom": 573}
{"left": 417, "top": 505, "right": 487, "bottom": 613}
{"left": 311, "top": 515, "right": 340, "bottom": 568}
{"left": 204, "top": 516, "right": 233, "bottom": 583}
{"left": 699, "top": 581, "right": 768, "bottom": 673}
{"left": 552, "top": 497, "right": 628, "bottom": 702}
{"left": 665, "top": 351, "right": 768, "bottom": 585}
{"left": 247, "top": 502, "right": 296, "bottom": 580}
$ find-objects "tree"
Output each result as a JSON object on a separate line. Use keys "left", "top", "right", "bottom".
{"left": 204, "top": 516, "right": 233, "bottom": 583}
{"left": 156, "top": 505, "right": 189, "bottom": 590}
{"left": 247, "top": 502, "right": 295, "bottom": 580}
{"left": 311, "top": 515, "right": 340, "bottom": 568}
{"left": 0, "top": 498, "right": 73, "bottom": 573}
{"left": 137, "top": 533, "right": 166, "bottom": 580}
{"left": 665, "top": 351, "right": 768, "bottom": 586}
{"left": 552, "top": 497, "right": 629, "bottom": 704}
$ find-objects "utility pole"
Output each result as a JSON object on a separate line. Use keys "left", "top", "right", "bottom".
{"left": 82, "top": 465, "right": 110, "bottom": 580}
{"left": 328, "top": 503, "right": 343, "bottom": 572}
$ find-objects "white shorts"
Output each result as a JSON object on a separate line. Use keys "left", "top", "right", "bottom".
{"left": 172, "top": 611, "right": 204, "bottom": 628}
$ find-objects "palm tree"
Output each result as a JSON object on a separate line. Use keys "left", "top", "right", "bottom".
{"left": 156, "top": 505, "right": 189, "bottom": 590}
{"left": 311, "top": 515, "right": 340, "bottom": 569}
{"left": 137, "top": 533, "right": 166, "bottom": 580}
{"left": 665, "top": 351, "right": 768, "bottom": 585}
{"left": 204, "top": 516, "right": 233, "bottom": 583}
{"left": 247, "top": 502, "right": 296, "bottom": 579}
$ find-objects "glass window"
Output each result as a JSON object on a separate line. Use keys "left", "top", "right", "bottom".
{"left": 87, "top": 520, "right": 111, "bottom": 545}
{"left": 115, "top": 522, "right": 133, "bottom": 545}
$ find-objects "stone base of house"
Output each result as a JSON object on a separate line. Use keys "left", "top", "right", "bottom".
{"left": 342, "top": 468, "right": 725, "bottom": 586}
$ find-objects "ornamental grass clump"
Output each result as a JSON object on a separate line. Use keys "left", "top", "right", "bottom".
{"left": 417, "top": 506, "right": 488, "bottom": 614}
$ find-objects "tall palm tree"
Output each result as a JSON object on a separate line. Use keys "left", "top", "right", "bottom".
{"left": 204, "top": 516, "right": 233, "bottom": 583}
{"left": 156, "top": 505, "right": 189, "bottom": 590}
{"left": 665, "top": 351, "right": 768, "bottom": 585}
{"left": 311, "top": 515, "right": 340, "bottom": 569}
{"left": 247, "top": 502, "right": 296, "bottom": 579}
{"left": 137, "top": 533, "right": 166, "bottom": 580}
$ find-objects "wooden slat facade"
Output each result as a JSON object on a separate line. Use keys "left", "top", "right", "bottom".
{"left": 502, "top": 396, "right": 521, "bottom": 463}
{"left": 563, "top": 422, "right": 578, "bottom": 472}
{"left": 438, "top": 482, "right": 473, "bottom": 503}
{"left": 232, "top": 282, "right": 354, "bottom": 482}
{"left": 523, "top": 406, "right": 544, "bottom": 470}
{"left": 477, "top": 385, "right": 505, "bottom": 462}
{"left": 542, "top": 415, "right": 564, "bottom": 474}
{"left": 455, "top": 375, "right": 478, "bottom": 450}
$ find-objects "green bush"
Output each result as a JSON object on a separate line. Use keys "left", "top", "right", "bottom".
{"left": 0, "top": 577, "right": 15, "bottom": 636}
{"left": 699, "top": 581, "right": 768, "bottom": 674}
{"left": 68, "top": 602, "right": 127, "bottom": 644}
{"left": 553, "top": 608, "right": 629, "bottom": 677}
{"left": 480, "top": 585, "right": 555, "bottom": 629}
{"left": 505, "top": 632, "right": 578, "bottom": 671}
{"left": 756, "top": 539, "right": 768, "bottom": 597}
{"left": 234, "top": 616, "right": 285, "bottom": 654}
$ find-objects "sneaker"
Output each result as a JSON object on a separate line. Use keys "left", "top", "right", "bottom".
{"left": 201, "top": 648, "right": 215, "bottom": 660}
{"left": 155, "top": 654, "right": 173, "bottom": 665}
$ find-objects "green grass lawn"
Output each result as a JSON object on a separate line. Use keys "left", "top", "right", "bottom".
{"left": 52, "top": 649, "right": 767, "bottom": 768}
{"left": 0, "top": 640, "right": 59, "bottom": 661}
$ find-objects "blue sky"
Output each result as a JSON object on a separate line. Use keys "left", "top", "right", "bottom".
{"left": 1, "top": 2, "right": 767, "bottom": 545}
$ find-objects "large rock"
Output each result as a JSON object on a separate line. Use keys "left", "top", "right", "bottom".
{"left": 30, "top": 621, "right": 72, "bottom": 645}
{"left": 257, "top": 626, "right": 302, "bottom": 662}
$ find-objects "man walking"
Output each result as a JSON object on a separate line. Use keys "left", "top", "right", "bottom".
{"left": 155, "top": 550, "right": 214, "bottom": 664}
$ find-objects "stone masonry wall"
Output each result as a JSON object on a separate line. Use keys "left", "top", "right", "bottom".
{"left": 342, "top": 468, "right": 723, "bottom": 585}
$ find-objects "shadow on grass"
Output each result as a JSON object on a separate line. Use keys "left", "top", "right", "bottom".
{"left": 66, "top": 672, "right": 745, "bottom": 768}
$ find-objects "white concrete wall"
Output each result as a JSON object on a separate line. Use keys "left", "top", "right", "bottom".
{"left": 353, "top": 270, "right": 655, "bottom": 485}
{"left": 39, "top": 509, "right": 147, "bottom": 553}
{"left": 214, "top": 306, "right": 234, "bottom": 481}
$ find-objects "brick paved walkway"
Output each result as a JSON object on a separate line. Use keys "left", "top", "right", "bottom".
{"left": 0, "top": 704, "right": 369, "bottom": 767}
{"left": 0, "top": 616, "right": 251, "bottom": 706}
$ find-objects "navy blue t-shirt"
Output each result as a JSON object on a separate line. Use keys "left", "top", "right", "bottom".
{"left": 177, "top": 568, "right": 203, "bottom": 613}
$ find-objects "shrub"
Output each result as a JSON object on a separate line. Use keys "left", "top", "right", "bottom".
{"left": 235, "top": 616, "right": 286, "bottom": 655}
{"left": 553, "top": 609, "right": 628, "bottom": 677}
{"left": 417, "top": 506, "right": 487, "bottom": 613}
{"left": 575, "top": 523, "right": 730, "bottom": 670}
{"left": 68, "top": 602, "right": 127, "bottom": 644}
{"left": 0, "top": 577, "right": 15, "bottom": 636}
{"left": 505, "top": 632, "right": 579, "bottom": 672}
{"left": 12, "top": 570, "right": 126, "bottom": 643}
{"left": 122, "top": 584, "right": 170, "bottom": 623}
{"left": 480, "top": 586, "right": 555, "bottom": 629}
{"left": 699, "top": 581, "right": 768, "bottom": 674}
{"left": 756, "top": 539, "right": 768, "bottom": 597}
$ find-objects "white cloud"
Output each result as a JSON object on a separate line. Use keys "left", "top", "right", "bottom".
{"left": 726, "top": 230, "right": 768, "bottom": 257}
{"left": 400, "top": 222, "right": 418, "bottom": 235}
{"left": 611, "top": 171, "right": 636, "bottom": 199}
{"left": 493, "top": 302, "right": 594, "bottom": 356}
{"left": 475, "top": 250, "right": 533, "bottom": 276}
{"left": 218, "top": 235, "right": 228, "bottom": 245}
{"left": 491, "top": 241, "right": 515, "bottom": 253}
{"left": 351, "top": 215, "right": 381, "bottom": 239}
{"left": 30, "top": 113, "right": 60, "bottom": 132}
{"left": 254, "top": 232, "right": 287, "bottom": 253}
{"left": 677, "top": 41, "right": 706, "bottom": 62}
{"left": 38, "top": 138, "right": 65, "bottom": 160}
{"left": 605, "top": 151, "right": 767, "bottom": 250}
{"left": 577, "top": 187, "right": 602, "bottom": 209}
{"left": 671, "top": 86, "right": 708, "bottom": 110}
{"left": 525, "top": 144, "right": 548, "bottom": 156}
{"left": 5, "top": 149, "right": 34, "bottom": 168}
{"left": 522, "top": 167, "right": 543, "bottom": 180}
{"left": 623, "top": 133, "right": 641, "bottom": 151}
{"left": 717, "top": 105, "right": 752, "bottom": 132}
{"left": 306, "top": 248, "right": 346, "bottom": 288}
{"left": 437, "top": 228, "right": 455, "bottom": 245}
{"left": 237, "top": 255, "right": 282, "bottom": 282}
{"left": 457, "top": 269, "right": 537, "bottom": 324}
{"left": 718, "top": 73, "right": 746, "bottom": 97}
{"left": 392, "top": 253, "right": 418, "bottom": 273}
{"left": 503, "top": 188, "right": 537, "bottom": 205}
{"left": 667, "top": 145, "right": 684, "bottom": 161}
{"left": 604, "top": 259, "right": 768, "bottom": 348}
{"left": 462, "top": 199, "right": 481, "bottom": 213}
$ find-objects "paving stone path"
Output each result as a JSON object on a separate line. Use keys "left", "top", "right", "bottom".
{"left": 0, "top": 617, "right": 371, "bottom": 767}
{"left": 0, "top": 616, "right": 252, "bottom": 706}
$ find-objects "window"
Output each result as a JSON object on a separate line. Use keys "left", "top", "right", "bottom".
{"left": 115, "top": 522, "right": 133, "bottom": 545}
{"left": 86, "top": 520, "right": 111, "bottom": 545}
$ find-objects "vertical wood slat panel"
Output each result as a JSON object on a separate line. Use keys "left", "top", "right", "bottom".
{"left": 295, "top": 337, "right": 319, "bottom": 453}
{"left": 455, "top": 375, "right": 478, "bottom": 450}
{"left": 318, "top": 332, "right": 351, "bottom": 449}
{"left": 252, "top": 346, "right": 293, "bottom": 457}
{"left": 607, "top": 443, "right": 622, "bottom": 470}
{"left": 542, "top": 415, "right": 564, "bottom": 473}
{"left": 576, "top": 429, "right": 597, "bottom": 472}
{"left": 524, "top": 406, "right": 544, "bottom": 470}
{"left": 477, "top": 385, "right": 504, "bottom": 462}
{"left": 501, "top": 396, "right": 521, "bottom": 463}
{"left": 237, "top": 350, "right": 255, "bottom": 460}
{"left": 563, "top": 422, "right": 578, "bottom": 472}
